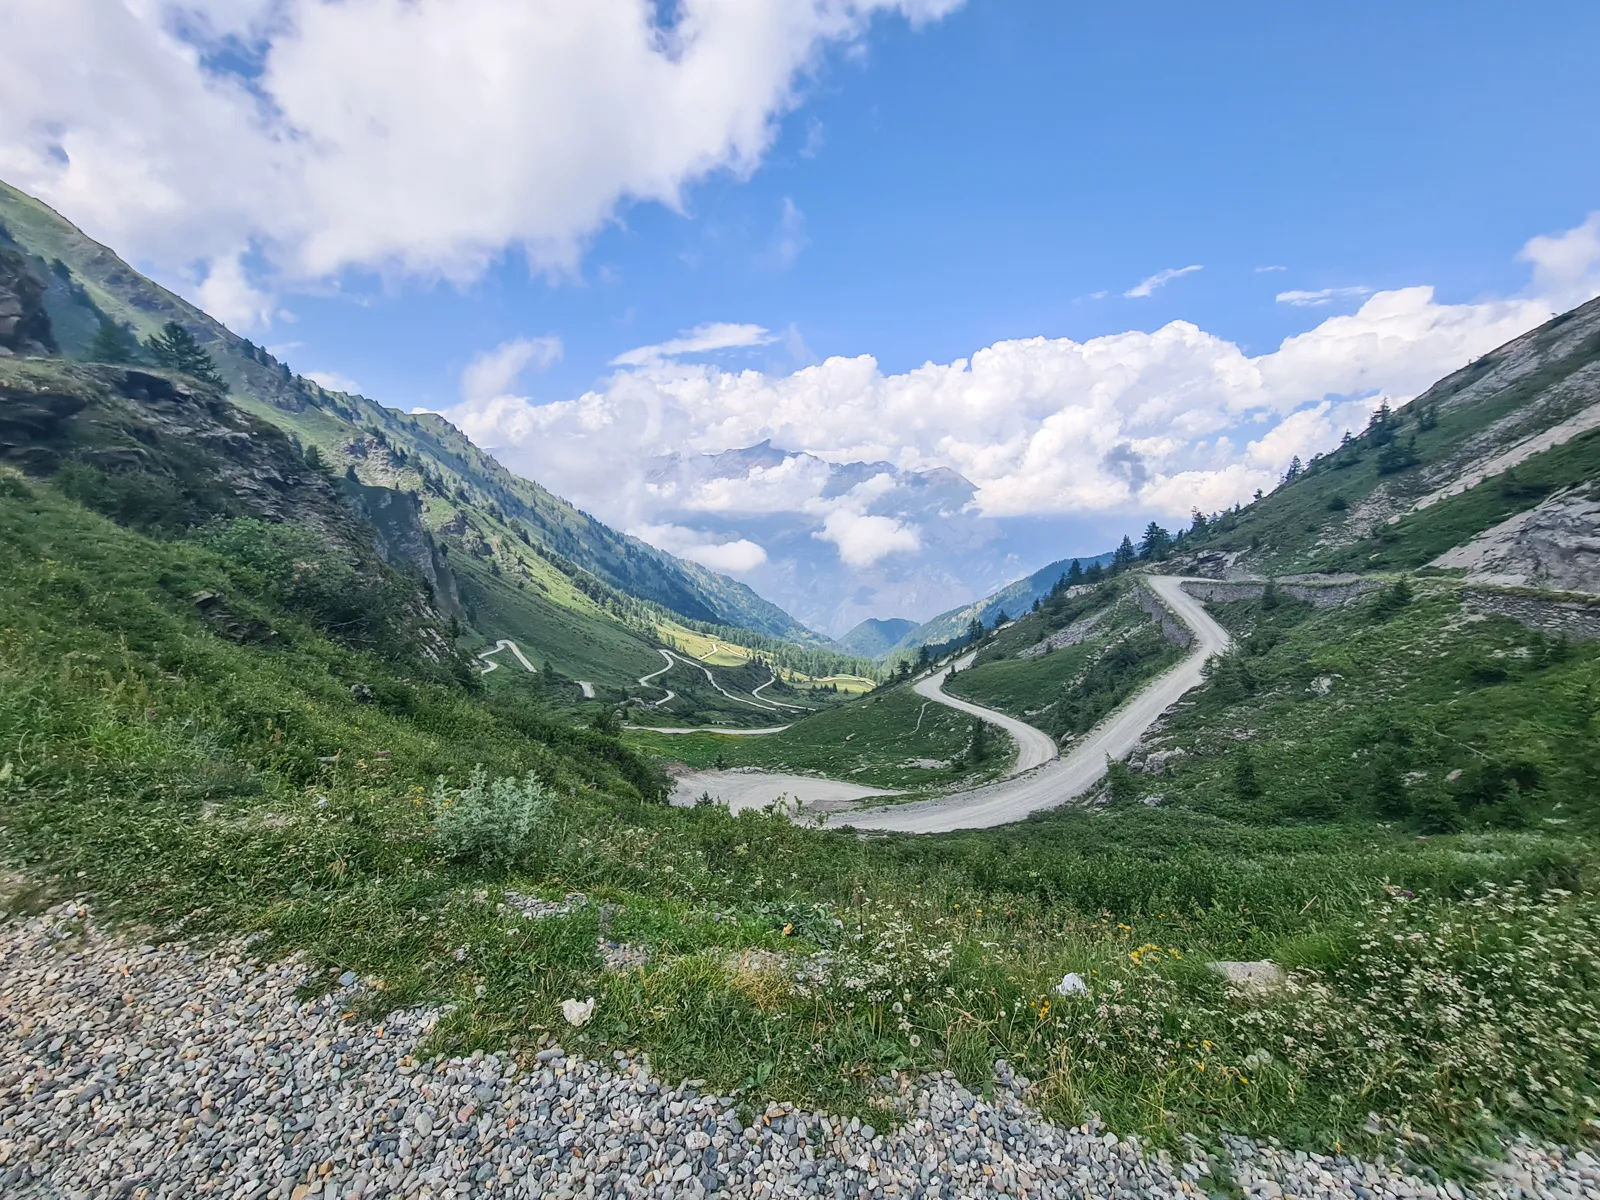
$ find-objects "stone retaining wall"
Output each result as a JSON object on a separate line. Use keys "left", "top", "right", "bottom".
{"left": 1178, "top": 579, "right": 1380, "bottom": 608}
{"left": 1133, "top": 585, "right": 1193, "bottom": 647}
{"left": 1462, "top": 587, "right": 1600, "bottom": 642}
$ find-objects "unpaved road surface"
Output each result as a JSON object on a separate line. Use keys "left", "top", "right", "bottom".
{"left": 836, "top": 576, "right": 1231, "bottom": 833}
{"left": 670, "top": 770, "right": 890, "bottom": 813}
{"left": 629, "top": 725, "right": 790, "bottom": 736}
{"left": 912, "top": 652, "right": 1058, "bottom": 776}
{"left": 664, "top": 650, "right": 778, "bottom": 712}
{"left": 475, "top": 640, "right": 536, "bottom": 674}
{"left": 636, "top": 649, "right": 677, "bottom": 707}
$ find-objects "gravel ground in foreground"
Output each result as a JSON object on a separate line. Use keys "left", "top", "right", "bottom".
{"left": 2, "top": 902, "right": 1596, "bottom": 1200}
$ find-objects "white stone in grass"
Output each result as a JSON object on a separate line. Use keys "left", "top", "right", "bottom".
{"left": 1054, "top": 972, "right": 1090, "bottom": 997}
{"left": 1207, "top": 960, "right": 1286, "bottom": 994}
{"left": 561, "top": 997, "right": 595, "bottom": 1027}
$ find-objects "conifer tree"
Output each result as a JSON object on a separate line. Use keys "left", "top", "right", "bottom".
{"left": 1139, "top": 522, "right": 1171, "bottom": 560}
{"left": 89, "top": 318, "right": 139, "bottom": 364}
{"left": 967, "top": 719, "right": 988, "bottom": 765}
{"left": 145, "top": 321, "right": 227, "bottom": 390}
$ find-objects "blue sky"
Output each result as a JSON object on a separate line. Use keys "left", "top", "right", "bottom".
{"left": 274, "top": 0, "right": 1600, "bottom": 406}
{"left": 4, "top": 0, "right": 1599, "bottom": 632}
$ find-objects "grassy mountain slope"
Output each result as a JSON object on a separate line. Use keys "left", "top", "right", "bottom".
{"left": 1164, "top": 295, "right": 1600, "bottom": 578}
{"left": 7, "top": 443, "right": 1598, "bottom": 1155}
{"left": 886, "top": 550, "right": 1116, "bottom": 659}
{"left": 0, "top": 179, "right": 821, "bottom": 648}
{"left": 3, "top": 219, "right": 1600, "bottom": 1158}
{"left": 834, "top": 616, "right": 917, "bottom": 657}
{"left": 943, "top": 580, "right": 1186, "bottom": 743}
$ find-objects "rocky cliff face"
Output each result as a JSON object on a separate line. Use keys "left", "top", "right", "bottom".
{"left": 1433, "top": 484, "right": 1600, "bottom": 593}
{"left": 0, "top": 247, "right": 57, "bottom": 357}
{"left": 0, "top": 357, "right": 467, "bottom": 665}
{"left": 342, "top": 477, "right": 463, "bottom": 617}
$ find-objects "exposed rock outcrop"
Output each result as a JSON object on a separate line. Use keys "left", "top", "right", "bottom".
{"left": 0, "top": 247, "right": 57, "bottom": 357}
{"left": 342, "top": 478, "right": 463, "bottom": 616}
{"left": 1432, "top": 485, "right": 1600, "bottom": 594}
{"left": 1017, "top": 611, "right": 1106, "bottom": 659}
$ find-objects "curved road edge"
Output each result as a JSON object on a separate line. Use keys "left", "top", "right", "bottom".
{"left": 834, "top": 575, "right": 1231, "bottom": 833}
{"left": 911, "top": 655, "right": 1059, "bottom": 777}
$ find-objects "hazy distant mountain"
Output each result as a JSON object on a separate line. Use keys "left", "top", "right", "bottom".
{"left": 834, "top": 617, "right": 919, "bottom": 658}
{"left": 883, "top": 549, "right": 1117, "bottom": 657}
{"left": 642, "top": 443, "right": 1038, "bottom": 635}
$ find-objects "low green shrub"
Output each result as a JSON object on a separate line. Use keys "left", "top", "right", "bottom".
{"left": 430, "top": 765, "right": 555, "bottom": 870}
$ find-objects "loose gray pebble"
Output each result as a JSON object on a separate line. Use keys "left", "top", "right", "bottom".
{"left": 2, "top": 901, "right": 1594, "bottom": 1200}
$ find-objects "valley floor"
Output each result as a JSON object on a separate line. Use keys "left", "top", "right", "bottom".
{"left": 670, "top": 770, "right": 892, "bottom": 814}
{"left": 664, "top": 576, "right": 1230, "bottom": 833}
{"left": 8, "top": 901, "right": 1595, "bottom": 1200}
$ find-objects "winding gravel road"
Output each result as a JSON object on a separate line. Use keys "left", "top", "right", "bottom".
{"left": 636, "top": 649, "right": 678, "bottom": 708}
{"left": 837, "top": 576, "right": 1231, "bottom": 833}
{"left": 474, "top": 640, "right": 536, "bottom": 675}
{"left": 911, "top": 652, "right": 1059, "bottom": 777}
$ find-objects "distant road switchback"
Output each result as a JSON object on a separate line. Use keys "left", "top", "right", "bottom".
{"left": 834, "top": 576, "right": 1231, "bottom": 833}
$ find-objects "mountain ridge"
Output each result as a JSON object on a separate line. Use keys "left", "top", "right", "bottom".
{"left": 833, "top": 616, "right": 918, "bottom": 658}
{"left": 0, "top": 178, "right": 822, "bottom": 647}
{"left": 879, "top": 548, "right": 1118, "bottom": 658}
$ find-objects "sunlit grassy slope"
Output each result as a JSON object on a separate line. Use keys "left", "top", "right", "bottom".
{"left": 944, "top": 585, "right": 1187, "bottom": 741}
{"left": 625, "top": 685, "right": 1018, "bottom": 792}
{"left": 6, "top": 463, "right": 1598, "bottom": 1156}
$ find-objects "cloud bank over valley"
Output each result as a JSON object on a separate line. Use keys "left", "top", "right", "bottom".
{"left": 449, "top": 214, "right": 1600, "bottom": 634}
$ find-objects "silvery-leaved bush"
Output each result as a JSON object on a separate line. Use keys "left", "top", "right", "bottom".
{"left": 429, "top": 765, "right": 554, "bottom": 870}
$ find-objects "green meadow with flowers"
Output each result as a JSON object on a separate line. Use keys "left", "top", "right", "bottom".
{"left": 2, "top": 467, "right": 1599, "bottom": 1171}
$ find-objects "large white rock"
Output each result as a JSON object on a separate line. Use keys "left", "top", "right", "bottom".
{"left": 1207, "top": 960, "right": 1286, "bottom": 994}
{"left": 560, "top": 997, "right": 595, "bottom": 1027}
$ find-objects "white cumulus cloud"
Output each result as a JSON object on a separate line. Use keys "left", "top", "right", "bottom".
{"left": 815, "top": 511, "right": 922, "bottom": 567}
{"left": 462, "top": 337, "right": 563, "bottom": 404}
{"left": 0, "top": 0, "right": 967, "bottom": 327}
{"left": 448, "top": 213, "right": 1600, "bottom": 555}
{"left": 630, "top": 523, "right": 768, "bottom": 574}
{"left": 612, "top": 323, "right": 775, "bottom": 368}
{"left": 1519, "top": 211, "right": 1600, "bottom": 310}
